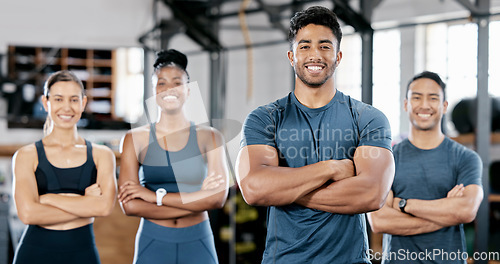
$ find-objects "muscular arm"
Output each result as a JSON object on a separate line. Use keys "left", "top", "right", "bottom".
{"left": 367, "top": 191, "right": 444, "bottom": 236}
{"left": 402, "top": 184, "right": 483, "bottom": 226}
{"left": 236, "top": 144, "right": 354, "bottom": 206}
{"left": 13, "top": 147, "right": 81, "bottom": 225}
{"left": 39, "top": 145, "right": 117, "bottom": 218}
{"left": 295, "top": 146, "right": 395, "bottom": 214}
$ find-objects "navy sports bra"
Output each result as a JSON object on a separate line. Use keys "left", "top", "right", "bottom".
{"left": 139, "top": 122, "right": 207, "bottom": 193}
{"left": 34, "top": 140, "right": 97, "bottom": 195}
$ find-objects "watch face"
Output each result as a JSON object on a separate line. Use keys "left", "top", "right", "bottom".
{"left": 399, "top": 199, "right": 406, "bottom": 208}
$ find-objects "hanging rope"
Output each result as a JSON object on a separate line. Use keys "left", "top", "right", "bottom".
{"left": 238, "top": 0, "right": 254, "bottom": 100}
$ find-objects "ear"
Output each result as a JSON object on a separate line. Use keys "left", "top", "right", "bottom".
{"left": 443, "top": 100, "right": 448, "bottom": 114}
{"left": 42, "top": 95, "right": 49, "bottom": 112}
{"left": 335, "top": 50, "right": 343, "bottom": 67}
{"left": 287, "top": 50, "right": 294, "bottom": 67}
{"left": 82, "top": 95, "right": 88, "bottom": 110}
{"left": 403, "top": 98, "right": 408, "bottom": 112}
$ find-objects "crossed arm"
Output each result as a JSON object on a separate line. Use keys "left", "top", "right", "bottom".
{"left": 118, "top": 130, "right": 229, "bottom": 219}
{"left": 367, "top": 184, "right": 483, "bottom": 236}
{"left": 13, "top": 144, "right": 117, "bottom": 226}
{"left": 236, "top": 144, "right": 394, "bottom": 214}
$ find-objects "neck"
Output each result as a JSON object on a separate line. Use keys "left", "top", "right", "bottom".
{"left": 294, "top": 78, "right": 336, "bottom": 108}
{"left": 157, "top": 110, "right": 190, "bottom": 131}
{"left": 407, "top": 126, "right": 445, "bottom": 150}
{"left": 45, "top": 127, "right": 81, "bottom": 146}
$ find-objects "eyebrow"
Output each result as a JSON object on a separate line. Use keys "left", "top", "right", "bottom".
{"left": 297, "top": 39, "right": 334, "bottom": 44}
{"left": 158, "top": 77, "right": 182, "bottom": 81}
{"left": 410, "top": 92, "right": 441, "bottom": 97}
{"left": 53, "top": 94, "right": 80, "bottom": 98}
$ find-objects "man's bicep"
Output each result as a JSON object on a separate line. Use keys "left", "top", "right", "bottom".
{"left": 236, "top": 145, "right": 279, "bottom": 184}
{"left": 353, "top": 146, "right": 394, "bottom": 189}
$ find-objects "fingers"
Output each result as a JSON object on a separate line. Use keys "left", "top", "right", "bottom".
{"left": 447, "top": 184, "right": 465, "bottom": 198}
{"left": 201, "top": 174, "right": 225, "bottom": 191}
{"left": 85, "top": 183, "right": 102, "bottom": 196}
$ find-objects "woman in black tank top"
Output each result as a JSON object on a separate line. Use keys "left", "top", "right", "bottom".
{"left": 118, "top": 49, "right": 230, "bottom": 264}
{"left": 12, "top": 70, "right": 117, "bottom": 264}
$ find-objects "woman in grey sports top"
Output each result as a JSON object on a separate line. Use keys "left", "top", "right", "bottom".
{"left": 118, "top": 49, "right": 229, "bottom": 264}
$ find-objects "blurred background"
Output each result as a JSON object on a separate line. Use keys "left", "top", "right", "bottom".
{"left": 0, "top": 0, "right": 499, "bottom": 263}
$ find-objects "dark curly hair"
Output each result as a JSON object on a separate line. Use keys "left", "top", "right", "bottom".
{"left": 288, "top": 6, "right": 342, "bottom": 51}
{"left": 153, "top": 49, "right": 189, "bottom": 80}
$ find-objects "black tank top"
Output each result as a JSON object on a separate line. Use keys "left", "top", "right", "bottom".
{"left": 34, "top": 140, "right": 97, "bottom": 195}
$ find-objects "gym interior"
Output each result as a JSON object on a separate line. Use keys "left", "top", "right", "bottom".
{"left": 0, "top": 0, "right": 499, "bottom": 263}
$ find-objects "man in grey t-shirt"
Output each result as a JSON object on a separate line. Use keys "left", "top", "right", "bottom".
{"left": 367, "top": 71, "right": 483, "bottom": 264}
{"left": 236, "top": 6, "right": 395, "bottom": 264}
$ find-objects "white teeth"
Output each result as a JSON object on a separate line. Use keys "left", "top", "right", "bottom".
{"left": 163, "top": 95, "right": 177, "bottom": 100}
{"left": 307, "top": 66, "right": 322, "bottom": 71}
{"left": 59, "top": 115, "right": 72, "bottom": 120}
{"left": 418, "top": 114, "right": 431, "bottom": 118}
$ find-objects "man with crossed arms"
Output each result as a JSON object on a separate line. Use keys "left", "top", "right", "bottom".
{"left": 368, "top": 71, "right": 483, "bottom": 264}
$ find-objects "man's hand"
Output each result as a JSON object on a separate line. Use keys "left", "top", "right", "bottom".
{"left": 447, "top": 184, "right": 465, "bottom": 198}
{"left": 118, "top": 181, "right": 156, "bottom": 204}
{"left": 325, "top": 159, "right": 355, "bottom": 181}
{"left": 85, "top": 183, "right": 102, "bottom": 196}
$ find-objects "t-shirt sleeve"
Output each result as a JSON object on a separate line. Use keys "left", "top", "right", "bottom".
{"left": 356, "top": 105, "right": 393, "bottom": 151}
{"left": 456, "top": 146, "right": 483, "bottom": 187}
{"left": 240, "top": 106, "right": 277, "bottom": 148}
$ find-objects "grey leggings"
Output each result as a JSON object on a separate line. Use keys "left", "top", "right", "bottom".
{"left": 134, "top": 218, "right": 218, "bottom": 264}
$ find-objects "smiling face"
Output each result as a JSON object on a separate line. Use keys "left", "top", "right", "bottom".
{"left": 287, "top": 24, "right": 342, "bottom": 88}
{"left": 42, "top": 81, "right": 87, "bottom": 130}
{"left": 405, "top": 78, "right": 448, "bottom": 132}
{"left": 153, "top": 66, "right": 189, "bottom": 113}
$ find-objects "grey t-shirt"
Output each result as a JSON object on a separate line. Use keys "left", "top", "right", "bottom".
{"left": 241, "top": 91, "right": 392, "bottom": 263}
{"left": 383, "top": 137, "right": 482, "bottom": 264}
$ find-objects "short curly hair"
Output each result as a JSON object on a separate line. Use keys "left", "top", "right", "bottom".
{"left": 288, "top": 6, "right": 342, "bottom": 50}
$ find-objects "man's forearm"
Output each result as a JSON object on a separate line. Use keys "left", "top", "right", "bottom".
{"left": 405, "top": 197, "right": 476, "bottom": 226}
{"left": 296, "top": 175, "right": 383, "bottom": 214}
{"left": 368, "top": 207, "right": 444, "bottom": 236}
{"left": 240, "top": 160, "right": 342, "bottom": 206}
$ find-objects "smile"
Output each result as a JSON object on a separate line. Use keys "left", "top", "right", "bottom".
{"left": 305, "top": 64, "right": 325, "bottom": 74}
{"left": 417, "top": 113, "right": 431, "bottom": 118}
{"left": 162, "top": 95, "right": 178, "bottom": 101}
{"left": 58, "top": 114, "right": 74, "bottom": 121}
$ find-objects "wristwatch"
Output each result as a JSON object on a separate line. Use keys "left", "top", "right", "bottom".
{"left": 156, "top": 188, "right": 167, "bottom": 206}
{"left": 399, "top": 198, "right": 407, "bottom": 213}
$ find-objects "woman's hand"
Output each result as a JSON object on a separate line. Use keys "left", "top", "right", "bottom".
{"left": 85, "top": 183, "right": 102, "bottom": 196}
{"left": 118, "top": 181, "right": 156, "bottom": 204}
{"left": 201, "top": 172, "right": 225, "bottom": 191}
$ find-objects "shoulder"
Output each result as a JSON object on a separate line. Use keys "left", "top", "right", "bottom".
{"left": 126, "top": 125, "right": 150, "bottom": 139}
{"left": 90, "top": 142, "right": 116, "bottom": 162}
{"left": 196, "top": 124, "right": 224, "bottom": 146}
{"left": 349, "top": 98, "right": 387, "bottom": 120}
{"left": 14, "top": 143, "right": 38, "bottom": 163}
{"left": 446, "top": 137, "right": 481, "bottom": 165}
{"left": 249, "top": 93, "right": 291, "bottom": 118}
{"left": 122, "top": 125, "right": 151, "bottom": 147}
